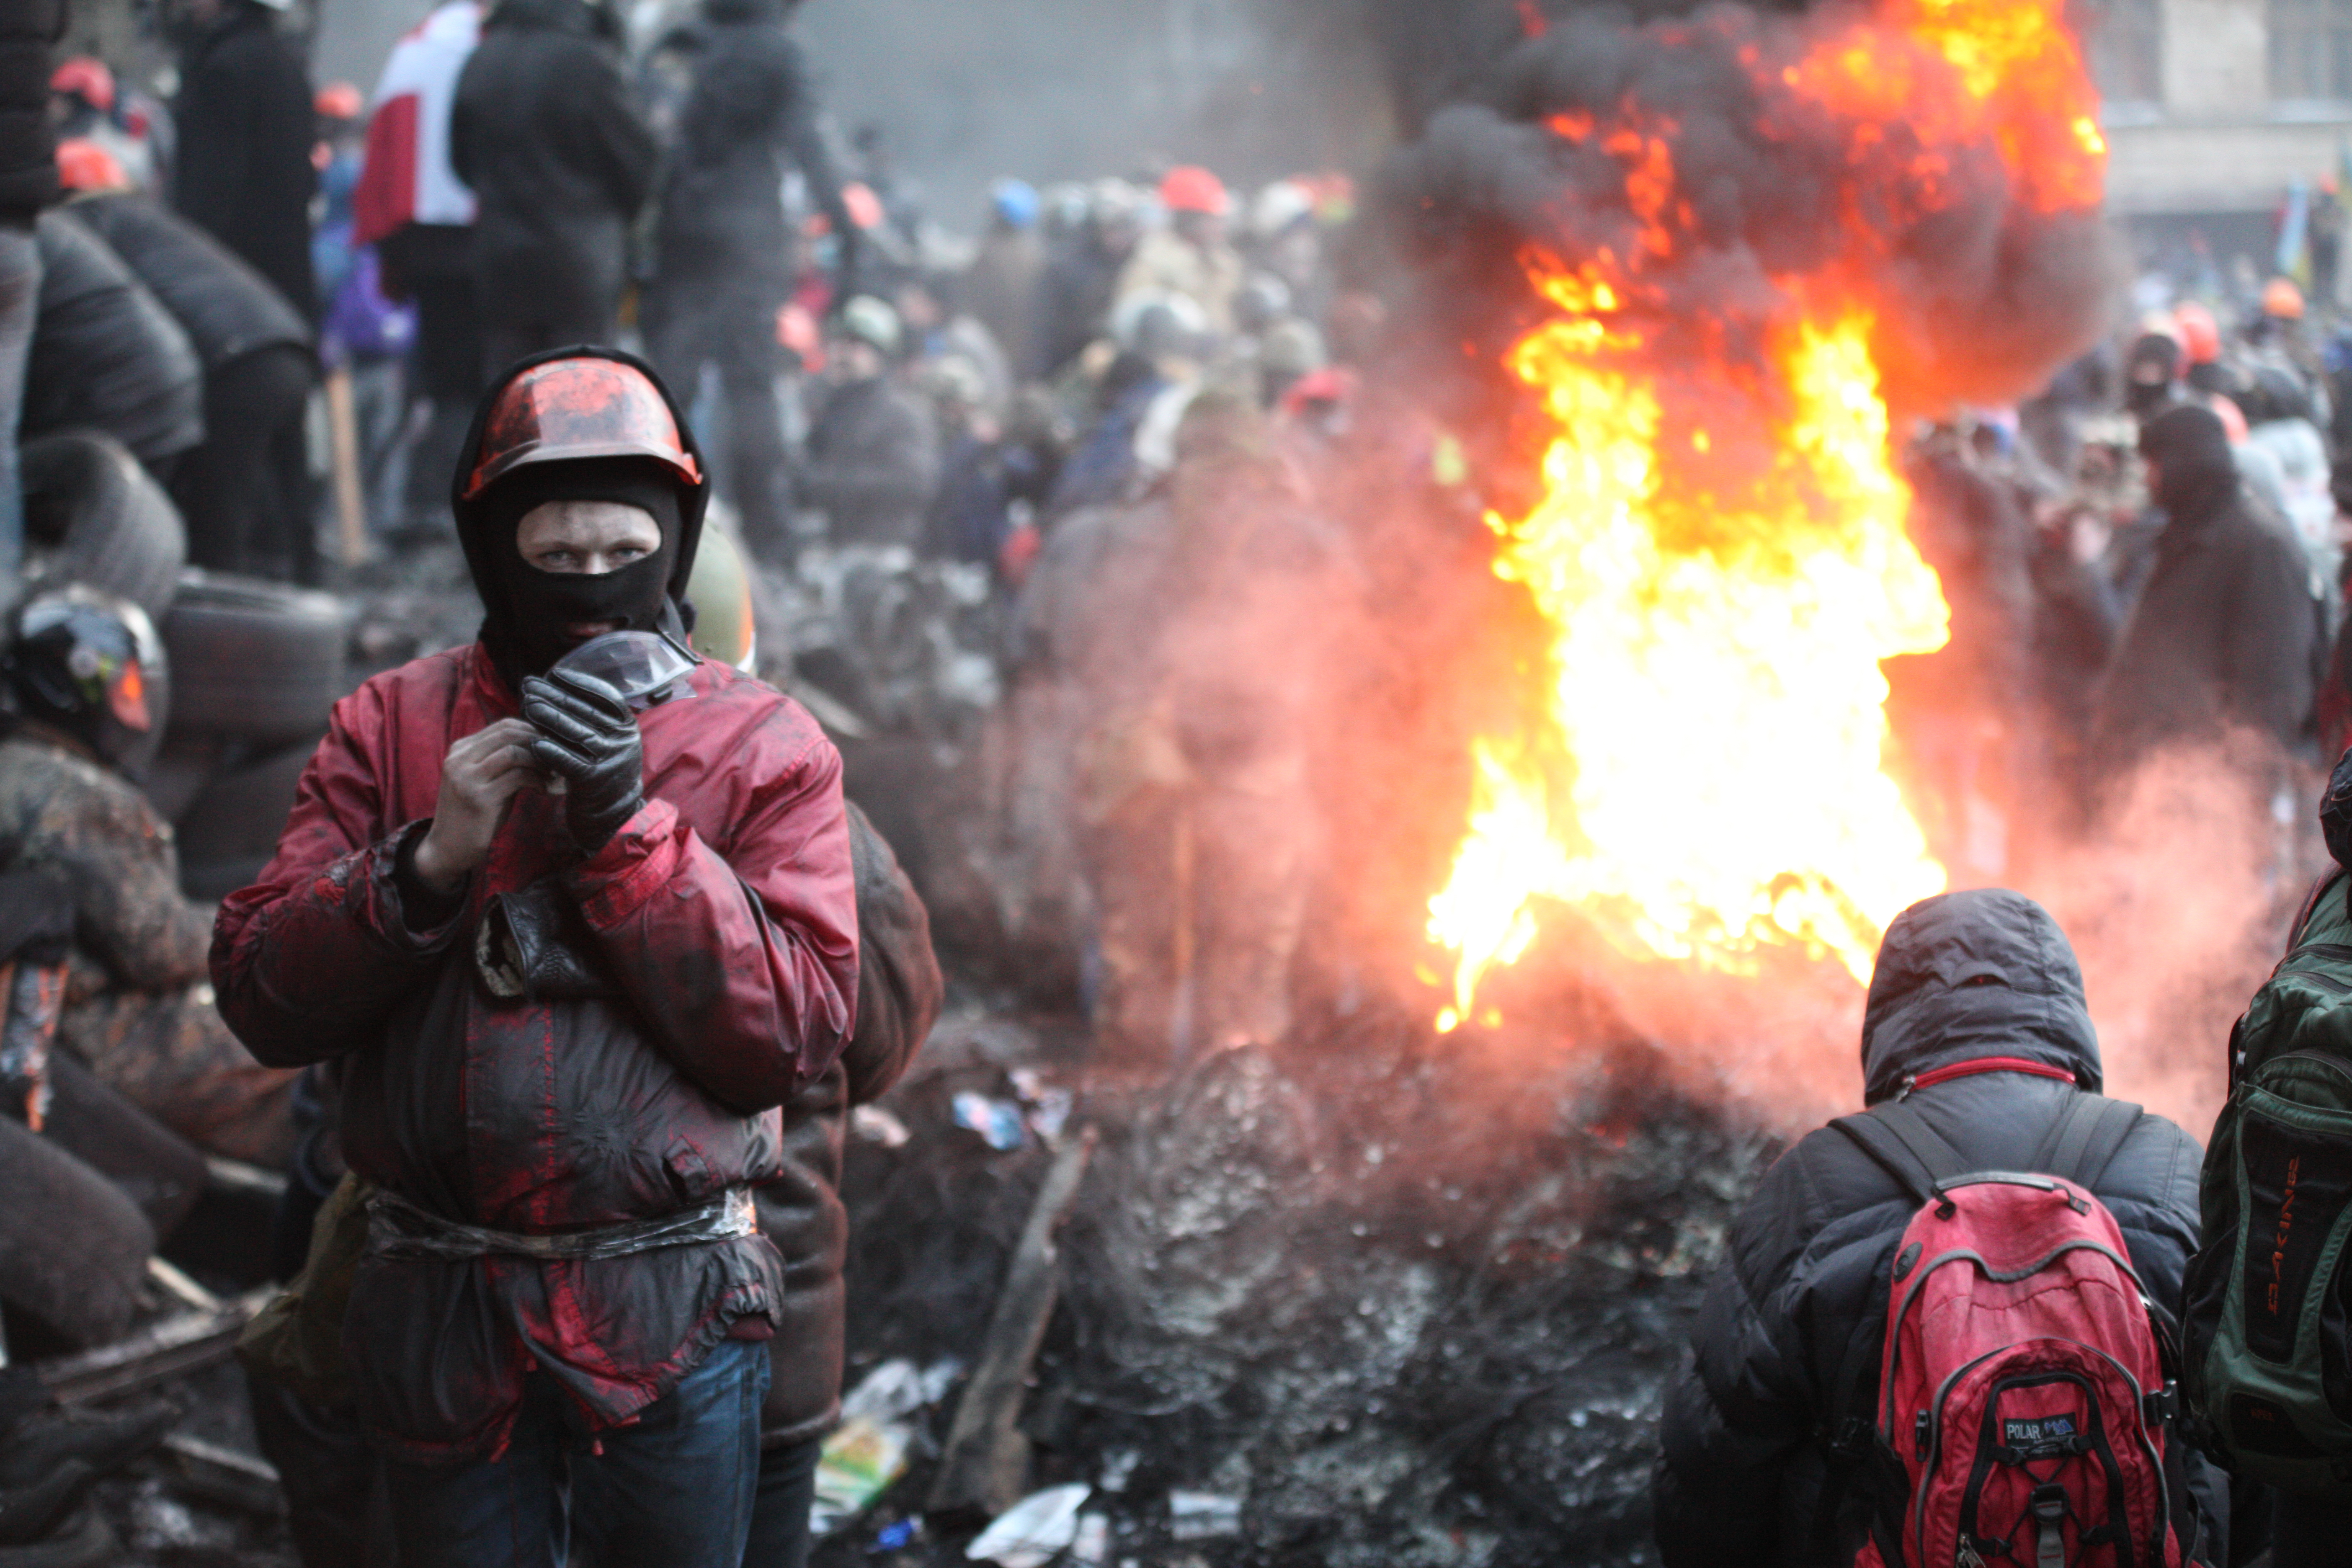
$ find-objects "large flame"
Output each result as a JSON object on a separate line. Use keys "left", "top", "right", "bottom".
{"left": 1426, "top": 0, "right": 2106, "bottom": 1028}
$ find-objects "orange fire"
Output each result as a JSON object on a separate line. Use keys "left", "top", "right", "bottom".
{"left": 1426, "top": 0, "right": 2106, "bottom": 1029}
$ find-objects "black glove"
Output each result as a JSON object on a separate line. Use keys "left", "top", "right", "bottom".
{"left": 521, "top": 668, "right": 645, "bottom": 856}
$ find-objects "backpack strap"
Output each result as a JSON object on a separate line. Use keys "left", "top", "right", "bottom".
{"left": 1829, "top": 1099, "right": 1973, "bottom": 1210}
{"left": 2032, "top": 1093, "right": 2143, "bottom": 1193}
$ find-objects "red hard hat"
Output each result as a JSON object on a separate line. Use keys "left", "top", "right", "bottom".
{"left": 50, "top": 57, "right": 114, "bottom": 114}
{"left": 1160, "top": 165, "right": 1230, "bottom": 217}
{"left": 315, "top": 81, "right": 364, "bottom": 121}
{"left": 2173, "top": 301, "right": 2223, "bottom": 365}
{"left": 55, "top": 138, "right": 128, "bottom": 193}
{"left": 462, "top": 355, "right": 703, "bottom": 501}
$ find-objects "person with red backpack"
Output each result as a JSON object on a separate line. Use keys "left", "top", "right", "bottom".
{"left": 1653, "top": 888, "right": 2225, "bottom": 1567}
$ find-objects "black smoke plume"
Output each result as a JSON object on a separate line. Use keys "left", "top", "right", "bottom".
{"left": 1356, "top": 0, "right": 2120, "bottom": 429}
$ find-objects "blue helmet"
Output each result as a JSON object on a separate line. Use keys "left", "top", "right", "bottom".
{"left": 990, "top": 178, "right": 1040, "bottom": 231}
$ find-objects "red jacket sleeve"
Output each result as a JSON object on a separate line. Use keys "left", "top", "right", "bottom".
{"left": 567, "top": 720, "right": 859, "bottom": 1115}
{"left": 209, "top": 688, "right": 465, "bottom": 1068}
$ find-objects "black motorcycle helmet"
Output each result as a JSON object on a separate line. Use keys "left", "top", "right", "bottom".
{"left": 0, "top": 586, "right": 168, "bottom": 775}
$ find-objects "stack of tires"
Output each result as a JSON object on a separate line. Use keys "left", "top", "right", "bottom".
{"left": 16, "top": 427, "right": 349, "bottom": 900}
{"left": 158, "top": 572, "right": 349, "bottom": 899}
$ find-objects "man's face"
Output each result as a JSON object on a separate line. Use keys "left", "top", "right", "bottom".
{"left": 517, "top": 500, "right": 661, "bottom": 642}
{"left": 828, "top": 338, "right": 885, "bottom": 382}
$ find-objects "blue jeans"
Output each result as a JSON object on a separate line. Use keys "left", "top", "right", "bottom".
{"left": 0, "top": 222, "right": 41, "bottom": 602}
{"left": 384, "top": 1337, "right": 771, "bottom": 1568}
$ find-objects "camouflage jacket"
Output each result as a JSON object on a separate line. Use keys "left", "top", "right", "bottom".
{"left": 0, "top": 735, "right": 210, "bottom": 998}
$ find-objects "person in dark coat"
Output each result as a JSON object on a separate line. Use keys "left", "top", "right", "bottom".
{"left": 2092, "top": 402, "right": 2321, "bottom": 776}
{"left": 1651, "top": 888, "right": 2218, "bottom": 1568}
{"left": 962, "top": 179, "right": 1043, "bottom": 381}
{"left": 169, "top": 0, "right": 316, "bottom": 319}
{"left": 797, "top": 297, "right": 939, "bottom": 550}
{"left": 1032, "top": 182, "right": 1140, "bottom": 382}
{"left": 645, "top": 0, "right": 851, "bottom": 563}
{"left": 451, "top": 0, "right": 656, "bottom": 373}
{"left": 0, "top": 0, "right": 54, "bottom": 601}
{"left": 211, "top": 351, "right": 857, "bottom": 1565}
{"left": 64, "top": 188, "right": 318, "bottom": 581}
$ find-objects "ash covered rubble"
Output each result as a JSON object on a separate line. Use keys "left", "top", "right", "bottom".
{"left": 820, "top": 995, "right": 1779, "bottom": 1568}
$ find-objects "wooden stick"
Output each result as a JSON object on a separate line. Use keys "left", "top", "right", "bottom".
{"left": 926, "top": 1125, "right": 1098, "bottom": 1520}
{"left": 323, "top": 366, "right": 368, "bottom": 566}
{"left": 36, "top": 1287, "right": 273, "bottom": 1404}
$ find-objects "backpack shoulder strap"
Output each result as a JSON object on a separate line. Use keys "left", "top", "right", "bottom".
{"left": 1829, "top": 1100, "right": 1972, "bottom": 1210}
{"left": 2034, "top": 1093, "right": 2143, "bottom": 1193}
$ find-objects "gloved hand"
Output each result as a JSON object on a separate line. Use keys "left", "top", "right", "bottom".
{"left": 520, "top": 668, "right": 645, "bottom": 856}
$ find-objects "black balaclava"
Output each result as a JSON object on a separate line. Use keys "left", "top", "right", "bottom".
{"left": 475, "top": 458, "right": 683, "bottom": 684}
{"left": 2122, "top": 332, "right": 2180, "bottom": 419}
{"left": 2138, "top": 401, "right": 2239, "bottom": 531}
{"left": 452, "top": 347, "right": 709, "bottom": 691}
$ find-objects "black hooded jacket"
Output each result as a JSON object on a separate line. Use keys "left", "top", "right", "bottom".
{"left": 2094, "top": 402, "right": 2320, "bottom": 770}
{"left": 1652, "top": 890, "right": 2209, "bottom": 1568}
{"left": 451, "top": 0, "right": 656, "bottom": 333}
{"left": 651, "top": 0, "right": 849, "bottom": 294}
{"left": 173, "top": 1, "right": 317, "bottom": 315}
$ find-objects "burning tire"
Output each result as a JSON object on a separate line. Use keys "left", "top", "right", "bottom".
{"left": 18, "top": 430, "right": 187, "bottom": 619}
{"left": 0, "top": 1114, "right": 155, "bottom": 1349}
{"left": 161, "top": 570, "right": 349, "bottom": 746}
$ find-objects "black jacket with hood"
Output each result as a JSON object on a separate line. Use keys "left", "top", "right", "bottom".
{"left": 451, "top": 0, "right": 656, "bottom": 334}
{"left": 651, "top": 0, "right": 849, "bottom": 294}
{"left": 1651, "top": 890, "right": 2211, "bottom": 1568}
{"left": 173, "top": 0, "right": 317, "bottom": 316}
{"left": 2094, "top": 402, "right": 2321, "bottom": 771}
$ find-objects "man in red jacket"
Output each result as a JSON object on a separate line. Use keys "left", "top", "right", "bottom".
{"left": 211, "top": 348, "right": 858, "bottom": 1567}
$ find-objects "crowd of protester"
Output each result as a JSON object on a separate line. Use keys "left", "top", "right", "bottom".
{"left": 17, "top": 0, "right": 2352, "bottom": 1563}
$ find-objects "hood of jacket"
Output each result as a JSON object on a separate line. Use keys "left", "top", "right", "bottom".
{"left": 1859, "top": 888, "right": 2103, "bottom": 1103}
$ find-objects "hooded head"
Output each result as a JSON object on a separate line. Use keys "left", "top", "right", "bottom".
{"left": 2122, "top": 331, "right": 2182, "bottom": 418}
{"left": 2137, "top": 401, "right": 2239, "bottom": 529}
{"left": 452, "top": 348, "right": 709, "bottom": 689}
{"left": 1859, "top": 889, "right": 2102, "bottom": 1104}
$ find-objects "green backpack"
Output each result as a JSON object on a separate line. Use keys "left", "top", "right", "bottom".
{"left": 2184, "top": 870, "right": 2352, "bottom": 1497}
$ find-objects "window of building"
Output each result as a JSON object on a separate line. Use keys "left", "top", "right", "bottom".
{"left": 2274, "top": 0, "right": 2352, "bottom": 101}
{"left": 2086, "top": 0, "right": 2163, "bottom": 106}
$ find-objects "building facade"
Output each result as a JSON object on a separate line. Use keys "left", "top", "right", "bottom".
{"left": 2097, "top": 0, "right": 2352, "bottom": 216}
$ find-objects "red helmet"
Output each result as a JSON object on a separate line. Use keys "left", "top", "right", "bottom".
{"left": 462, "top": 355, "right": 703, "bottom": 500}
{"left": 55, "top": 137, "right": 128, "bottom": 193}
{"left": 1160, "top": 165, "right": 1230, "bottom": 217}
{"left": 315, "top": 81, "right": 364, "bottom": 121}
{"left": 50, "top": 57, "right": 113, "bottom": 114}
{"left": 2173, "top": 301, "right": 2223, "bottom": 366}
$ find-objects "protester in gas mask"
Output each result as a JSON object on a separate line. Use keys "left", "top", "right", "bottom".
{"left": 211, "top": 349, "right": 859, "bottom": 1568}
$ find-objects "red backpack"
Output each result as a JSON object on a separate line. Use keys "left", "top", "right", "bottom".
{"left": 1828, "top": 1086, "right": 2205, "bottom": 1568}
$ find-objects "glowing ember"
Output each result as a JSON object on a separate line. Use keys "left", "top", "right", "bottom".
{"left": 1426, "top": 0, "right": 2106, "bottom": 1027}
